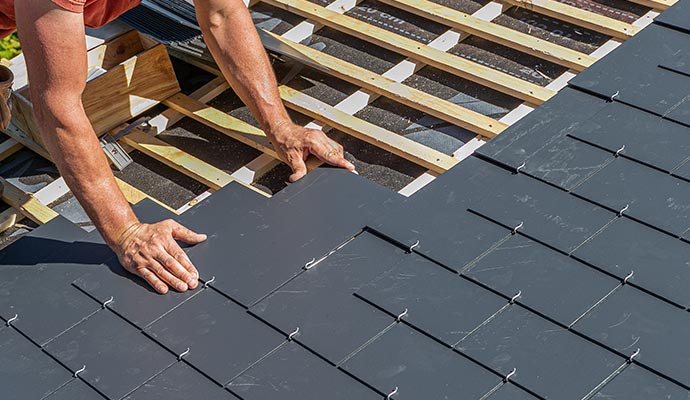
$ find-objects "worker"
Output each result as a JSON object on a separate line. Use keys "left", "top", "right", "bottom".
{"left": 2, "top": 1, "right": 356, "bottom": 293}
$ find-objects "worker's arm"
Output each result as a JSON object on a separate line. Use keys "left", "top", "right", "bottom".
{"left": 195, "top": 0, "right": 355, "bottom": 181}
{"left": 15, "top": 1, "right": 204, "bottom": 294}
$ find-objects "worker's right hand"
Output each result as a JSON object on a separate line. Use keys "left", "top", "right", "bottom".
{"left": 112, "top": 220, "right": 207, "bottom": 294}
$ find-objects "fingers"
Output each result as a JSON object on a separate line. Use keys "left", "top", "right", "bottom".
{"left": 151, "top": 252, "right": 192, "bottom": 292}
{"left": 163, "top": 240, "right": 199, "bottom": 289}
{"left": 115, "top": 220, "right": 205, "bottom": 294}
{"left": 288, "top": 149, "right": 308, "bottom": 182}
{"left": 170, "top": 220, "right": 207, "bottom": 244}
{"left": 310, "top": 133, "right": 355, "bottom": 172}
{"left": 138, "top": 268, "right": 169, "bottom": 295}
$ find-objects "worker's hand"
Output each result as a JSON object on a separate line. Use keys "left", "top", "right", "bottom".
{"left": 113, "top": 220, "right": 207, "bottom": 294}
{"left": 269, "top": 121, "right": 356, "bottom": 182}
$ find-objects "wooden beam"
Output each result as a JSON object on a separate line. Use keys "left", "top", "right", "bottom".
{"left": 2, "top": 124, "right": 171, "bottom": 210}
{"left": 163, "top": 93, "right": 278, "bottom": 158}
{"left": 262, "top": 0, "right": 555, "bottom": 104}
{"left": 378, "top": 0, "right": 595, "bottom": 71}
{"left": 0, "top": 177, "right": 59, "bottom": 225}
{"left": 279, "top": 86, "right": 457, "bottom": 173}
{"left": 502, "top": 0, "right": 638, "bottom": 40}
{"left": 264, "top": 32, "right": 506, "bottom": 138}
{"left": 626, "top": 0, "right": 675, "bottom": 10}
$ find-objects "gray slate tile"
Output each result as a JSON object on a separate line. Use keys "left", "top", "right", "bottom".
{"left": 146, "top": 289, "right": 285, "bottom": 385}
{"left": 672, "top": 158, "right": 690, "bottom": 183}
{"left": 0, "top": 216, "right": 86, "bottom": 265}
{"left": 356, "top": 253, "right": 506, "bottom": 346}
{"left": 342, "top": 324, "right": 501, "bottom": 399}
{"left": 250, "top": 233, "right": 403, "bottom": 364}
{"left": 573, "top": 217, "right": 690, "bottom": 307}
{"left": 592, "top": 365, "right": 690, "bottom": 399}
{"left": 73, "top": 261, "right": 203, "bottom": 329}
{"left": 465, "top": 235, "right": 619, "bottom": 325}
{"left": 0, "top": 327, "right": 72, "bottom": 400}
{"left": 185, "top": 169, "right": 398, "bottom": 307}
{"left": 573, "top": 286, "right": 690, "bottom": 388}
{"left": 228, "top": 342, "right": 380, "bottom": 400}
{"left": 0, "top": 264, "right": 101, "bottom": 346}
{"left": 655, "top": 0, "right": 690, "bottom": 34}
{"left": 476, "top": 88, "right": 608, "bottom": 170}
{"left": 486, "top": 383, "right": 539, "bottom": 400}
{"left": 457, "top": 306, "right": 624, "bottom": 399}
{"left": 574, "top": 157, "right": 690, "bottom": 236}
{"left": 44, "top": 310, "right": 175, "bottom": 400}
{"left": 516, "top": 135, "right": 614, "bottom": 191}
{"left": 569, "top": 25, "right": 690, "bottom": 118}
{"left": 470, "top": 171, "right": 615, "bottom": 253}
{"left": 569, "top": 102, "right": 690, "bottom": 172}
{"left": 44, "top": 378, "right": 104, "bottom": 400}
{"left": 131, "top": 198, "right": 177, "bottom": 224}
{"left": 122, "top": 363, "right": 234, "bottom": 400}
{"left": 373, "top": 158, "right": 513, "bottom": 270}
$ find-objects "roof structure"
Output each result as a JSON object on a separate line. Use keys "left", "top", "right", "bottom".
{"left": 3, "top": 1, "right": 690, "bottom": 399}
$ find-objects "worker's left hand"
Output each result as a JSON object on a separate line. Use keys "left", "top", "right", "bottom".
{"left": 269, "top": 122, "right": 356, "bottom": 182}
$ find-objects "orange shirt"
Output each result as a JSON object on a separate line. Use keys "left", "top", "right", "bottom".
{"left": 0, "top": 0, "right": 141, "bottom": 39}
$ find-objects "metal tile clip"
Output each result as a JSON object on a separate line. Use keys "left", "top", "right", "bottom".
{"left": 617, "top": 204, "right": 629, "bottom": 217}
{"left": 102, "top": 296, "right": 114, "bottom": 309}
{"left": 615, "top": 145, "right": 625, "bottom": 157}
{"left": 610, "top": 90, "right": 620, "bottom": 102}
{"left": 386, "top": 386, "right": 398, "bottom": 400}
{"left": 396, "top": 308, "right": 408, "bottom": 322}
{"left": 203, "top": 276, "right": 216, "bottom": 289}
{"left": 5, "top": 313, "right": 17, "bottom": 327}
{"left": 504, "top": 368, "right": 517, "bottom": 383}
{"left": 408, "top": 240, "right": 420, "bottom": 253}
{"left": 288, "top": 327, "right": 300, "bottom": 341}
{"left": 510, "top": 291, "right": 522, "bottom": 304}
{"left": 304, "top": 258, "right": 317, "bottom": 270}
{"left": 73, "top": 365, "right": 86, "bottom": 378}
{"left": 178, "top": 347, "right": 190, "bottom": 361}
{"left": 516, "top": 162, "right": 526, "bottom": 173}
{"left": 512, "top": 221, "right": 524, "bottom": 234}
{"left": 623, "top": 271, "right": 634, "bottom": 285}
{"left": 628, "top": 348, "right": 640, "bottom": 363}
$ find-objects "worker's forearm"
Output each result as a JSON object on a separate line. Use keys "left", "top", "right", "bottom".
{"left": 196, "top": 0, "right": 291, "bottom": 134}
{"left": 36, "top": 103, "right": 137, "bottom": 247}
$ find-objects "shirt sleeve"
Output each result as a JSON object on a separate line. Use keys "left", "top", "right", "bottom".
{"left": 49, "top": 0, "right": 86, "bottom": 13}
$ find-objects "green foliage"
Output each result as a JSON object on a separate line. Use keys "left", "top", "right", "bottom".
{"left": 0, "top": 32, "right": 20, "bottom": 60}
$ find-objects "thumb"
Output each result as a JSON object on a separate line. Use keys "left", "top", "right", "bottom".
{"left": 170, "top": 221, "right": 207, "bottom": 244}
{"left": 288, "top": 151, "right": 308, "bottom": 182}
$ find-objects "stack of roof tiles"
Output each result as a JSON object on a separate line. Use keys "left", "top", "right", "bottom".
{"left": 3, "top": 1, "right": 690, "bottom": 398}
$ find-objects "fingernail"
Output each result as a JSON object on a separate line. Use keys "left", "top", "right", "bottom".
{"left": 158, "top": 285, "right": 168, "bottom": 294}
{"left": 187, "top": 279, "right": 198, "bottom": 288}
{"left": 352, "top": 170, "right": 359, "bottom": 175}
{"left": 177, "top": 282, "right": 188, "bottom": 291}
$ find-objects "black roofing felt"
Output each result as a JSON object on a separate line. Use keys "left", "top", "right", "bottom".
{"left": 4, "top": 5, "right": 690, "bottom": 399}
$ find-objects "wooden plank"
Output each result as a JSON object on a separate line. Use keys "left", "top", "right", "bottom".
{"left": 114, "top": 178, "right": 177, "bottom": 213}
{"left": 149, "top": 76, "right": 230, "bottom": 133}
{"left": 626, "top": 0, "right": 675, "bottom": 10}
{"left": 262, "top": 0, "right": 555, "bottom": 104}
{"left": 502, "top": 0, "right": 638, "bottom": 40}
{"left": 0, "top": 138, "right": 23, "bottom": 162}
{"left": 279, "top": 86, "right": 458, "bottom": 173}
{"left": 378, "top": 0, "right": 595, "bottom": 71}
{"left": 0, "top": 177, "right": 59, "bottom": 225}
{"left": 0, "top": 206, "right": 20, "bottom": 233}
{"left": 163, "top": 93, "right": 278, "bottom": 158}
{"left": 120, "top": 129, "right": 234, "bottom": 190}
{"left": 265, "top": 32, "right": 506, "bottom": 138}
